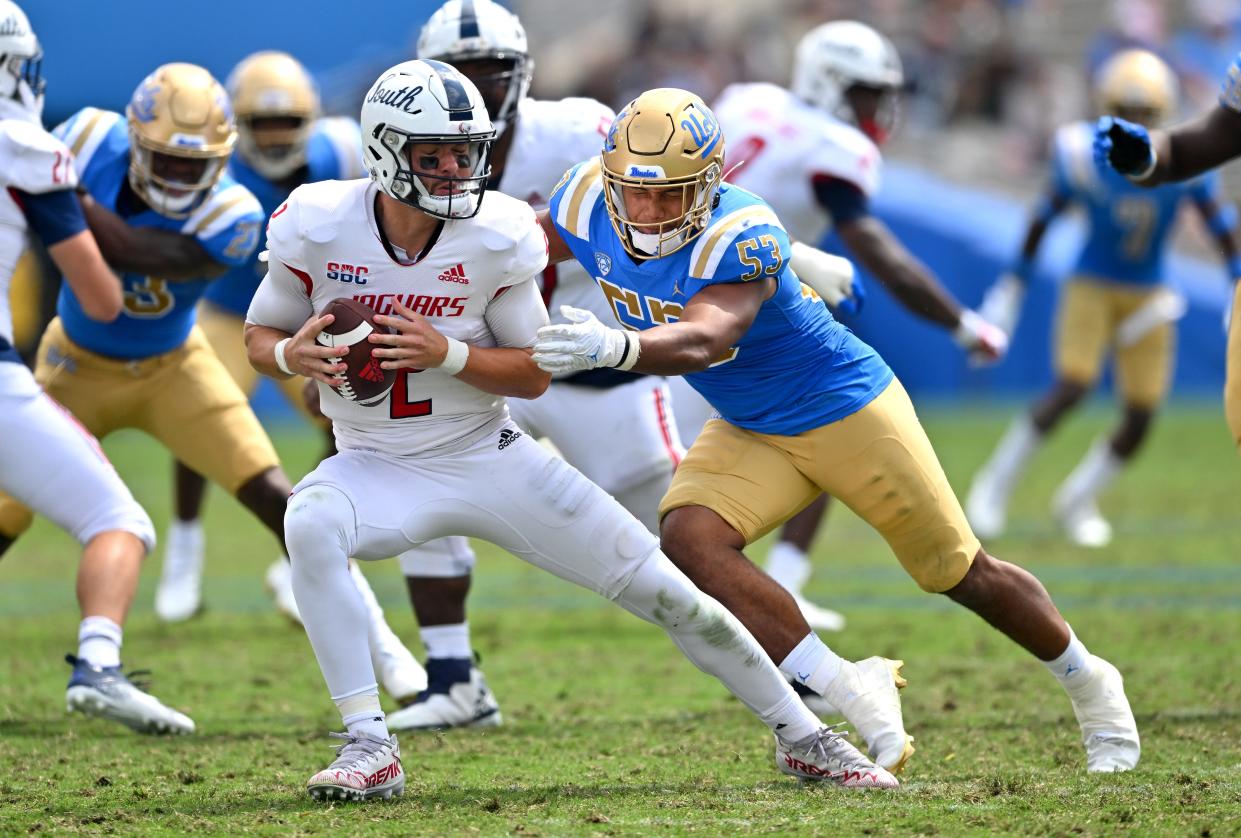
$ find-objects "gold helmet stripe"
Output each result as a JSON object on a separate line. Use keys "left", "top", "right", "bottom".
{"left": 66, "top": 108, "right": 109, "bottom": 157}
{"left": 554, "top": 159, "right": 603, "bottom": 239}
{"left": 690, "top": 204, "right": 781, "bottom": 279}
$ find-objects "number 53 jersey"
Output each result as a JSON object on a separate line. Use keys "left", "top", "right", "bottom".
{"left": 52, "top": 108, "right": 264, "bottom": 359}
{"left": 248, "top": 179, "right": 550, "bottom": 456}
{"left": 549, "top": 160, "right": 892, "bottom": 436}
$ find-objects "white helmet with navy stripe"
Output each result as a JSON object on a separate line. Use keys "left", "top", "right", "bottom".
{"left": 0, "top": 0, "right": 44, "bottom": 120}
{"left": 361, "top": 58, "right": 496, "bottom": 219}
{"left": 416, "top": 0, "right": 531, "bottom": 136}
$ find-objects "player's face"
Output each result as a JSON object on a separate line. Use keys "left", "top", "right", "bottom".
{"left": 408, "top": 142, "right": 478, "bottom": 195}
{"left": 246, "top": 115, "right": 308, "bottom": 155}
{"left": 844, "top": 84, "right": 893, "bottom": 143}
{"left": 620, "top": 184, "right": 691, "bottom": 232}
{"left": 151, "top": 151, "right": 210, "bottom": 196}
{"left": 1113, "top": 105, "right": 1161, "bottom": 128}
{"left": 447, "top": 58, "right": 515, "bottom": 125}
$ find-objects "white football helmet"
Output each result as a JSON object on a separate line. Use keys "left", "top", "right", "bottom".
{"left": 0, "top": 0, "right": 44, "bottom": 121}
{"left": 361, "top": 59, "right": 495, "bottom": 219}
{"left": 416, "top": 0, "right": 532, "bottom": 136}
{"left": 792, "top": 20, "right": 903, "bottom": 143}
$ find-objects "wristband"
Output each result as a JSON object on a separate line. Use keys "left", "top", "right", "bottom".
{"left": 439, "top": 336, "right": 469, "bottom": 376}
{"left": 1127, "top": 147, "right": 1158, "bottom": 182}
{"left": 273, "top": 337, "right": 293, "bottom": 375}
{"left": 615, "top": 331, "right": 641, "bottom": 371}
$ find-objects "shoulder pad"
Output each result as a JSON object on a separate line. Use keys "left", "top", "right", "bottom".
{"left": 474, "top": 192, "right": 538, "bottom": 250}
{"left": 550, "top": 158, "right": 603, "bottom": 240}
{"left": 265, "top": 185, "right": 308, "bottom": 270}
{"left": 688, "top": 191, "right": 786, "bottom": 280}
{"left": 312, "top": 116, "right": 364, "bottom": 180}
{"left": 182, "top": 181, "right": 263, "bottom": 240}
{"left": 0, "top": 120, "right": 76, "bottom": 193}
{"left": 808, "top": 117, "right": 882, "bottom": 197}
{"left": 53, "top": 107, "right": 124, "bottom": 174}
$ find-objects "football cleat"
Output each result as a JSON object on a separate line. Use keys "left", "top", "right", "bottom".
{"left": 1065, "top": 655, "right": 1140, "bottom": 772}
{"left": 64, "top": 655, "right": 194, "bottom": 735}
{"left": 386, "top": 657, "right": 502, "bottom": 731}
{"left": 265, "top": 558, "right": 302, "bottom": 624}
{"left": 776, "top": 724, "right": 899, "bottom": 788}
{"left": 154, "top": 527, "right": 204, "bottom": 622}
{"left": 792, "top": 679, "right": 838, "bottom": 718}
{"left": 1053, "top": 495, "right": 1113, "bottom": 548}
{"left": 306, "top": 731, "right": 404, "bottom": 802}
{"left": 820, "top": 657, "right": 915, "bottom": 773}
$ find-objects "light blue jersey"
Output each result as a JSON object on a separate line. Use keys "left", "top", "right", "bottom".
{"left": 1051, "top": 120, "right": 1218, "bottom": 285}
{"left": 205, "top": 117, "right": 363, "bottom": 315}
{"left": 549, "top": 159, "right": 892, "bottom": 436}
{"left": 52, "top": 108, "right": 263, "bottom": 359}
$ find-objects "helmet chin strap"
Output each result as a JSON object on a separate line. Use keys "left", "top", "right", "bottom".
{"left": 630, "top": 227, "right": 683, "bottom": 257}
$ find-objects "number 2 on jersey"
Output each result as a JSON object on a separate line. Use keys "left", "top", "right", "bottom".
{"left": 390, "top": 369, "right": 432, "bottom": 418}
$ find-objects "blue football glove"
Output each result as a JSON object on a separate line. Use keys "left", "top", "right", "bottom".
{"left": 1094, "top": 115, "right": 1155, "bottom": 177}
{"left": 833, "top": 275, "right": 867, "bottom": 316}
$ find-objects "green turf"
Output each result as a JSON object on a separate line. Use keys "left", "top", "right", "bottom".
{"left": 2, "top": 402, "right": 1239, "bottom": 836}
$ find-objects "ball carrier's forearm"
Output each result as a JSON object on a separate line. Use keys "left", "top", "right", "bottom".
{"left": 1141, "top": 107, "right": 1241, "bottom": 186}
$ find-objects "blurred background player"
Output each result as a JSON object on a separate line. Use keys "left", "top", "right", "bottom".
{"left": 0, "top": 0, "right": 191, "bottom": 734}
{"left": 387, "top": 0, "right": 684, "bottom": 732}
{"left": 1095, "top": 48, "right": 1241, "bottom": 454}
{"left": 155, "top": 51, "right": 365, "bottom": 625}
{"left": 670, "top": 20, "right": 1009, "bottom": 629}
{"left": 0, "top": 61, "right": 423, "bottom": 703}
{"left": 969, "top": 49, "right": 1239, "bottom": 547}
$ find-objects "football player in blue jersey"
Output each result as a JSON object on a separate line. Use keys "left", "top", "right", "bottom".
{"left": 0, "top": 62, "right": 421, "bottom": 703}
{"left": 532, "top": 87, "right": 1141, "bottom": 773}
{"left": 969, "top": 50, "right": 1239, "bottom": 548}
{"left": 1096, "top": 51, "right": 1241, "bottom": 454}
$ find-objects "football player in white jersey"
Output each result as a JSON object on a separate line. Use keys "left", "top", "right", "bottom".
{"left": 383, "top": 0, "right": 685, "bottom": 732}
{"left": 681, "top": 20, "right": 1010, "bottom": 630}
{"left": 0, "top": 0, "right": 192, "bottom": 735}
{"left": 245, "top": 59, "right": 896, "bottom": 801}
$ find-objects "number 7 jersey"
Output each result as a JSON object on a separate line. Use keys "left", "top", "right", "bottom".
{"left": 549, "top": 160, "right": 892, "bottom": 435}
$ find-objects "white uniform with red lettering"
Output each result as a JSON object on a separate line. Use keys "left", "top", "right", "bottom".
{"left": 0, "top": 117, "right": 152, "bottom": 547}
{"left": 401, "top": 97, "right": 683, "bottom": 577}
{"left": 672, "top": 81, "right": 882, "bottom": 446}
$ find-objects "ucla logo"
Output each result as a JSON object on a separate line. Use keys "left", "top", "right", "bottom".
{"left": 626, "top": 165, "right": 661, "bottom": 178}
{"left": 680, "top": 104, "right": 720, "bottom": 158}
{"left": 604, "top": 110, "right": 625, "bottom": 152}
{"left": 594, "top": 252, "right": 612, "bottom": 276}
{"left": 130, "top": 79, "right": 161, "bottom": 123}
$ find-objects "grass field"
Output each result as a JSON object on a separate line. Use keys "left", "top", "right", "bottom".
{"left": 2, "top": 402, "right": 1240, "bottom": 836}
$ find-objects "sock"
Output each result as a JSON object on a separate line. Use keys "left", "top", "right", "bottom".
{"left": 778, "top": 632, "right": 845, "bottom": 695}
{"left": 1056, "top": 439, "right": 1123, "bottom": 508}
{"left": 758, "top": 691, "right": 821, "bottom": 743}
{"left": 985, "top": 413, "right": 1043, "bottom": 493}
{"left": 765, "top": 541, "right": 811, "bottom": 594}
{"left": 337, "top": 692, "right": 389, "bottom": 740}
{"left": 167, "top": 519, "right": 203, "bottom": 557}
{"left": 1044, "top": 626, "right": 1094, "bottom": 687}
{"left": 420, "top": 623, "right": 472, "bottom": 660}
{"left": 78, "top": 616, "right": 122, "bottom": 668}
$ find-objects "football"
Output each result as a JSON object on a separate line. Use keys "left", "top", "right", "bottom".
{"left": 316, "top": 297, "right": 396, "bottom": 406}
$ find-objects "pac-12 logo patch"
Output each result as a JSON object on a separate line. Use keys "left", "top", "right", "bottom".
{"left": 594, "top": 252, "right": 612, "bottom": 276}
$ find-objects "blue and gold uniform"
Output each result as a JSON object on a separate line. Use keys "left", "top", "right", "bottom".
{"left": 0, "top": 95, "right": 278, "bottom": 538}
{"left": 550, "top": 154, "right": 979, "bottom": 592}
{"left": 1041, "top": 120, "right": 1226, "bottom": 407}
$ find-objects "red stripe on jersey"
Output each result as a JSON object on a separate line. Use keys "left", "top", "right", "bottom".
{"left": 493, "top": 284, "right": 511, "bottom": 300}
{"left": 653, "top": 386, "right": 682, "bottom": 468}
{"left": 285, "top": 263, "right": 313, "bottom": 296}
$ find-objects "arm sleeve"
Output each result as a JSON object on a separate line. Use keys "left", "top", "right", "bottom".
{"left": 484, "top": 276, "right": 550, "bottom": 348}
{"left": 14, "top": 188, "right": 88, "bottom": 246}
{"left": 811, "top": 175, "right": 871, "bottom": 226}
{"left": 245, "top": 258, "right": 314, "bottom": 333}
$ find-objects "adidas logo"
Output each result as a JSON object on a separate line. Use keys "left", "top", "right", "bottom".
{"left": 358, "top": 358, "right": 386, "bottom": 383}
{"left": 497, "top": 428, "right": 521, "bottom": 449}
{"left": 437, "top": 263, "right": 470, "bottom": 284}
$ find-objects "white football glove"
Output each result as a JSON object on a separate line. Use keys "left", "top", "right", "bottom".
{"left": 977, "top": 272, "right": 1026, "bottom": 338}
{"left": 790, "top": 241, "right": 856, "bottom": 307}
{"left": 954, "top": 308, "right": 1009, "bottom": 367}
{"left": 532, "top": 305, "right": 639, "bottom": 375}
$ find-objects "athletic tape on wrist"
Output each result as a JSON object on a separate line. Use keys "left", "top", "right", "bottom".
{"left": 615, "top": 331, "right": 640, "bottom": 371}
{"left": 439, "top": 337, "right": 469, "bottom": 376}
{"left": 273, "top": 338, "right": 293, "bottom": 375}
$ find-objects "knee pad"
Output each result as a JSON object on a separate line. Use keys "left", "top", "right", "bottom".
{"left": 397, "top": 536, "right": 477, "bottom": 577}
{"left": 285, "top": 484, "right": 357, "bottom": 559}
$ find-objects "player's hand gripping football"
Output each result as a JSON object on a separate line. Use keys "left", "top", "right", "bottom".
{"left": 1094, "top": 115, "right": 1155, "bottom": 178}
{"left": 370, "top": 299, "right": 450, "bottom": 370}
{"left": 285, "top": 312, "right": 349, "bottom": 386}
{"left": 533, "top": 306, "right": 631, "bottom": 374}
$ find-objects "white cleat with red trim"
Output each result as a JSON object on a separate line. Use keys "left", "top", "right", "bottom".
{"left": 306, "top": 732, "right": 404, "bottom": 802}
{"left": 776, "top": 725, "right": 899, "bottom": 788}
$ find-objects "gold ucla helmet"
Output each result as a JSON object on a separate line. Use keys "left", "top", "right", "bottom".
{"left": 227, "top": 51, "right": 319, "bottom": 180}
{"left": 1095, "top": 49, "right": 1178, "bottom": 127}
{"left": 126, "top": 62, "right": 236, "bottom": 218}
{"left": 601, "top": 88, "right": 725, "bottom": 260}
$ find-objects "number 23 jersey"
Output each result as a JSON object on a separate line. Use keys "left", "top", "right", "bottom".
{"left": 248, "top": 179, "right": 550, "bottom": 456}
{"left": 53, "top": 108, "right": 264, "bottom": 359}
{"left": 548, "top": 160, "right": 892, "bottom": 435}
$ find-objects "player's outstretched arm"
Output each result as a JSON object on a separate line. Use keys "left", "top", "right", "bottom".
{"left": 244, "top": 315, "right": 348, "bottom": 384}
{"left": 47, "top": 230, "right": 122, "bottom": 322}
{"left": 76, "top": 190, "right": 228, "bottom": 280}
{"left": 837, "top": 215, "right": 961, "bottom": 328}
{"left": 372, "top": 297, "right": 550, "bottom": 399}
{"left": 1099, "top": 106, "right": 1241, "bottom": 186}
